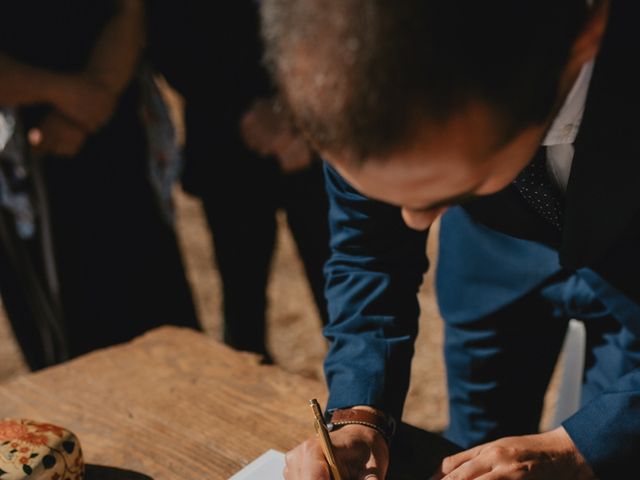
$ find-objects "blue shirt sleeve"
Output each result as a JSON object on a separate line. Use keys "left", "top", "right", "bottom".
{"left": 562, "top": 369, "right": 640, "bottom": 479}
{"left": 561, "top": 268, "right": 640, "bottom": 479}
{"left": 323, "top": 162, "right": 429, "bottom": 421}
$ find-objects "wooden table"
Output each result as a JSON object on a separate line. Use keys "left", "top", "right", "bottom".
{"left": 0, "top": 327, "right": 459, "bottom": 479}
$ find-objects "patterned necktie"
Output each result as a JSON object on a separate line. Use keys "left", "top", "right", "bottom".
{"left": 513, "top": 147, "right": 564, "bottom": 230}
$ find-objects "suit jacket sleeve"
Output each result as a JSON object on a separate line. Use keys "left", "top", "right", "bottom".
{"left": 323, "top": 163, "right": 429, "bottom": 421}
{"left": 562, "top": 369, "right": 640, "bottom": 479}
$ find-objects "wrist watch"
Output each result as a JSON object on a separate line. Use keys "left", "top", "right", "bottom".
{"left": 326, "top": 407, "right": 397, "bottom": 443}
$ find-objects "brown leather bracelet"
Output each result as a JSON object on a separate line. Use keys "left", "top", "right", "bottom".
{"left": 327, "top": 408, "right": 396, "bottom": 443}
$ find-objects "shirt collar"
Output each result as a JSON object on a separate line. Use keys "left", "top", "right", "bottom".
{"left": 542, "top": 60, "right": 595, "bottom": 146}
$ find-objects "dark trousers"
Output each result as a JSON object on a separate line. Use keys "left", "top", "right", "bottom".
{"left": 198, "top": 159, "right": 330, "bottom": 357}
{"left": 0, "top": 89, "right": 200, "bottom": 370}
{"left": 443, "top": 269, "right": 640, "bottom": 449}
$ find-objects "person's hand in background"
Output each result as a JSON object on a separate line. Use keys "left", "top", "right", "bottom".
{"left": 240, "top": 97, "right": 313, "bottom": 173}
{"left": 46, "top": 0, "right": 145, "bottom": 135}
{"left": 0, "top": 0, "right": 144, "bottom": 132}
{"left": 284, "top": 424, "right": 389, "bottom": 480}
{"left": 49, "top": 74, "right": 118, "bottom": 134}
{"left": 28, "top": 112, "right": 88, "bottom": 158}
{"left": 0, "top": 0, "right": 144, "bottom": 140}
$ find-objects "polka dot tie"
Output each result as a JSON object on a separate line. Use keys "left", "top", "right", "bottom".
{"left": 513, "top": 148, "right": 564, "bottom": 230}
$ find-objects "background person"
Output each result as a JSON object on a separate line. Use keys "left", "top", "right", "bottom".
{"left": 0, "top": 0, "right": 200, "bottom": 370}
{"left": 148, "top": 1, "right": 330, "bottom": 361}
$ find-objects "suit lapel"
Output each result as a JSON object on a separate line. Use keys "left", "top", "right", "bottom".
{"left": 560, "top": 0, "right": 640, "bottom": 269}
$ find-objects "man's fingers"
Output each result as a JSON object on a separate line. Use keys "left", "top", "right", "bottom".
{"left": 285, "top": 440, "right": 332, "bottom": 480}
{"left": 285, "top": 427, "right": 388, "bottom": 480}
{"left": 435, "top": 447, "right": 482, "bottom": 478}
{"left": 440, "top": 458, "right": 492, "bottom": 480}
{"left": 284, "top": 447, "right": 304, "bottom": 479}
{"left": 443, "top": 473, "right": 494, "bottom": 480}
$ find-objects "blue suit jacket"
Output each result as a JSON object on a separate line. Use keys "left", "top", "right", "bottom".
{"left": 323, "top": 2, "right": 640, "bottom": 478}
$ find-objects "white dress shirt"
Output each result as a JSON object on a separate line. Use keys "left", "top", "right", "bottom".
{"left": 542, "top": 60, "right": 595, "bottom": 191}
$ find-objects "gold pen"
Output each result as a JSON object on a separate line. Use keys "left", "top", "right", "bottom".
{"left": 309, "top": 399, "right": 343, "bottom": 480}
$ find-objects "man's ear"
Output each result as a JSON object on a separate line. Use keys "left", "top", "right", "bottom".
{"left": 568, "top": 0, "right": 611, "bottom": 68}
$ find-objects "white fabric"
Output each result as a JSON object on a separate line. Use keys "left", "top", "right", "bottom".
{"left": 549, "top": 319, "right": 587, "bottom": 429}
{"left": 542, "top": 60, "right": 594, "bottom": 191}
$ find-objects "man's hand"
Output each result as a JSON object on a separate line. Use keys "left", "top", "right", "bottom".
{"left": 431, "top": 427, "right": 597, "bottom": 480}
{"left": 240, "top": 97, "right": 313, "bottom": 173}
{"left": 284, "top": 424, "right": 389, "bottom": 480}
{"left": 28, "top": 112, "right": 88, "bottom": 158}
{"left": 49, "top": 74, "right": 118, "bottom": 134}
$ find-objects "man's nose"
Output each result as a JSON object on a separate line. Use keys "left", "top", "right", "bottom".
{"left": 401, "top": 207, "right": 446, "bottom": 231}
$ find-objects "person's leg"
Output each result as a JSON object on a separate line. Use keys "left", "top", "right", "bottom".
{"left": 192, "top": 110, "right": 282, "bottom": 357}
{"left": 0, "top": 216, "right": 51, "bottom": 369}
{"left": 200, "top": 185, "right": 278, "bottom": 357}
{"left": 44, "top": 85, "right": 200, "bottom": 359}
{"left": 443, "top": 281, "right": 570, "bottom": 448}
{"left": 281, "top": 161, "right": 331, "bottom": 325}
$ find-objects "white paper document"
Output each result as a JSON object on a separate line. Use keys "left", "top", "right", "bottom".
{"left": 228, "top": 449, "right": 286, "bottom": 480}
